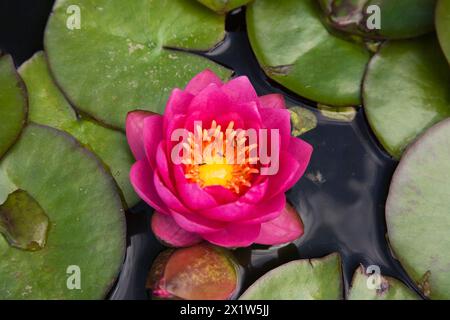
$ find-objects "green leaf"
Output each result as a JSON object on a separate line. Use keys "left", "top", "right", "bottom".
{"left": 196, "top": 0, "right": 252, "bottom": 13}
{"left": 0, "top": 190, "right": 49, "bottom": 251}
{"left": 347, "top": 266, "right": 419, "bottom": 300}
{"left": 318, "top": 104, "right": 356, "bottom": 122}
{"left": 436, "top": 0, "right": 450, "bottom": 64}
{"left": 0, "top": 124, "right": 125, "bottom": 299}
{"left": 0, "top": 55, "right": 27, "bottom": 159}
{"left": 289, "top": 106, "right": 317, "bottom": 136}
{"left": 19, "top": 52, "right": 139, "bottom": 207}
{"left": 319, "top": 0, "right": 436, "bottom": 40}
{"left": 239, "top": 253, "right": 343, "bottom": 300}
{"left": 246, "top": 0, "right": 370, "bottom": 106}
{"left": 363, "top": 35, "right": 450, "bottom": 159}
{"left": 386, "top": 118, "right": 450, "bottom": 299}
{"left": 45, "top": 0, "right": 232, "bottom": 129}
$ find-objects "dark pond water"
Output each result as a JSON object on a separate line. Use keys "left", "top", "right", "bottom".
{"left": 1, "top": 1, "right": 422, "bottom": 300}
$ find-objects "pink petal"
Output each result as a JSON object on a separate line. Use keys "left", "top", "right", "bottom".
{"left": 255, "top": 202, "right": 304, "bottom": 245}
{"left": 156, "top": 141, "right": 175, "bottom": 192}
{"left": 231, "top": 101, "right": 262, "bottom": 128}
{"left": 204, "top": 186, "right": 239, "bottom": 204}
{"left": 187, "top": 83, "right": 231, "bottom": 117}
{"left": 202, "top": 223, "right": 261, "bottom": 248}
{"left": 220, "top": 76, "right": 258, "bottom": 105}
{"left": 259, "top": 94, "right": 286, "bottom": 109}
{"left": 240, "top": 193, "right": 286, "bottom": 224}
{"left": 151, "top": 212, "right": 202, "bottom": 247}
{"left": 130, "top": 161, "right": 169, "bottom": 214}
{"left": 184, "top": 69, "right": 223, "bottom": 95}
{"left": 266, "top": 151, "right": 302, "bottom": 195}
{"left": 170, "top": 210, "right": 225, "bottom": 234}
{"left": 126, "top": 111, "right": 160, "bottom": 161}
{"left": 173, "top": 165, "right": 218, "bottom": 211}
{"left": 142, "top": 115, "right": 164, "bottom": 168}
{"left": 260, "top": 107, "right": 291, "bottom": 150}
{"left": 240, "top": 179, "right": 269, "bottom": 204}
{"left": 289, "top": 136, "right": 313, "bottom": 172}
{"left": 153, "top": 171, "right": 191, "bottom": 214}
{"left": 163, "top": 88, "right": 193, "bottom": 132}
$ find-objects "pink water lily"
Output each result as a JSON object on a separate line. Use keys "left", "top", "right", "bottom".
{"left": 126, "top": 70, "right": 313, "bottom": 248}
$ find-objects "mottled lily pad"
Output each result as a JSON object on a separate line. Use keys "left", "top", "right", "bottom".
{"left": 318, "top": 104, "right": 356, "bottom": 122}
{"left": 0, "top": 55, "right": 27, "bottom": 159}
{"left": 0, "top": 124, "right": 125, "bottom": 299}
{"left": 363, "top": 35, "right": 450, "bottom": 159}
{"left": 436, "top": 0, "right": 450, "bottom": 64}
{"left": 0, "top": 190, "right": 49, "bottom": 251}
{"left": 319, "top": 0, "right": 436, "bottom": 39}
{"left": 386, "top": 119, "right": 450, "bottom": 299}
{"left": 289, "top": 106, "right": 317, "bottom": 136}
{"left": 45, "top": 0, "right": 232, "bottom": 129}
{"left": 239, "top": 253, "right": 342, "bottom": 300}
{"left": 247, "top": 0, "right": 370, "bottom": 106}
{"left": 347, "top": 266, "right": 419, "bottom": 300}
{"left": 19, "top": 52, "right": 138, "bottom": 207}
{"left": 196, "top": 0, "right": 252, "bottom": 13}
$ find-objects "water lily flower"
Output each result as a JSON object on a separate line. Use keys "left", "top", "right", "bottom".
{"left": 126, "top": 70, "right": 313, "bottom": 248}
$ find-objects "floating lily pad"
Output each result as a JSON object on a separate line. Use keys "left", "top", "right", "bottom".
{"left": 347, "top": 266, "right": 419, "bottom": 300}
{"left": 386, "top": 118, "right": 450, "bottom": 299}
{"left": 436, "top": 0, "right": 450, "bottom": 64}
{"left": 289, "top": 106, "right": 317, "bottom": 136}
{"left": 0, "top": 55, "right": 27, "bottom": 159}
{"left": 45, "top": 0, "right": 232, "bottom": 129}
{"left": 319, "top": 0, "right": 436, "bottom": 40}
{"left": 196, "top": 0, "right": 252, "bottom": 13}
{"left": 318, "top": 104, "right": 356, "bottom": 122}
{"left": 239, "top": 253, "right": 342, "bottom": 300}
{"left": 363, "top": 35, "right": 450, "bottom": 159}
{"left": 19, "top": 52, "right": 138, "bottom": 207}
{"left": 0, "top": 124, "right": 125, "bottom": 299}
{"left": 246, "top": 0, "right": 370, "bottom": 106}
{"left": 0, "top": 190, "right": 49, "bottom": 251}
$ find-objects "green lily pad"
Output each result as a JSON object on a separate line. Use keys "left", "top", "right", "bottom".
{"left": 347, "top": 266, "right": 419, "bottom": 300}
{"left": 0, "top": 124, "right": 125, "bottom": 299}
{"left": 239, "top": 253, "right": 343, "bottom": 300}
{"left": 196, "top": 0, "right": 252, "bottom": 13}
{"left": 319, "top": 0, "right": 436, "bottom": 40}
{"left": 0, "top": 190, "right": 49, "bottom": 251}
{"left": 436, "top": 0, "right": 450, "bottom": 64}
{"left": 363, "top": 35, "right": 450, "bottom": 159}
{"left": 246, "top": 0, "right": 370, "bottom": 106}
{"left": 318, "top": 104, "right": 356, "bottom": 122}
{"left": 386, "top": 118, "right": 450, "bottom": 299}
{"left": 0, "top": 55, "right": 27, "bottom": 159}
{"left": 289, "top": 106, "right": 317, "bottom": 136}
{"left": 19, "top": 52, "right": 138, "bottom": 207}
{"left": 45, "top": 0, "right": 232, "bottom": 129}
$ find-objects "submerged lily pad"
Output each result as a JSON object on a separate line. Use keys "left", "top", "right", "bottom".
{"left": 0, "top": 124, "right": 125, "bottom": 299}
{"left": 196, "top": 0, "right": 252, "bottom": 13}
{"left": 246, "top": 0, "right": 370, "bottom": 106}
{"left": 289, "top": 106, "right": 317, "bottom": 136}
{"left": 436, "top": 0, "right": 450, "bottom": 64}
{"left": 0, "top": 55, "right": 27, "bottom": 159}
{"left": 347, "top": 266, "right": 419, "bottom": 300}
{"left": 239, "top": 253, "right": 342, "bottom": 300}
{"left": 45, "top": 0, "right": 232, "bottom": 129}
{"left": 318, "top": 104, "right": 356, "bottom": 122}
{"left": 363, "top": 35, "right": 450, "bottom": 159}
{"left": 319, "top": 0, "right": 436, "bottom": 40}
{"left": 386, "top": 119, "right": 450, "bottom": 299}
{"left": 19, "top": 52, "right": 138, "bottom": 207}
{"left": 0, "top": 190, "right": 49, "bottom": 251}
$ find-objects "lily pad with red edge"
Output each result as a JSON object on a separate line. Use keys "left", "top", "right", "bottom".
{"left": 363, "top": 35, "right": 450, "bottom": 159}
{"left": 386, "top": 118, "right": 450, "bottom": 300}
{"left": 436, "top": 0, "right": 450, "bottom": 64}
{"left": 319, "top": 0, "right": 436, "bottom": 40}
{"left": 147, "top": 243, "right": 239, "bottom": 300}
{"left": 246, "top": 0, "right": 370, "bottom": 107}
{"left": 239, "top": 253, "right": 343, "bottom": 300}
{"left": 196, "top": 0, "right": 253, "bottom": 13}
{"left": 0, "top": 55, "right": 27, "bottom": 159}
{"left": 0, "top": 124, "right": 125, "bottom": 299}
{"left": 19, "top": 52, "right": 139, "bottom": 207}
{"left": 44, "top": 0, "right": 232, "bottom": 130}
{"left": 347, "top": 266, "right": 419, "bottom": 300}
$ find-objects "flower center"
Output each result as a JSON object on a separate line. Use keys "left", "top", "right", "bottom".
{"left": 183, "top": 121, "right": 259, "bottom": 194}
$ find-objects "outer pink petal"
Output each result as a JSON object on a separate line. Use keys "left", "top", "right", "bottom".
{"left": 202, "top": 223, "right": 261, "bottom": 248}
{"left": 288, "top": 136, "right": 313, "bottom": 173}
{"left": 220, "top": 76, "right": 258, "bottom": 105}
{"left": 266, "top": 151, "right": 302, "bottom": 195}
{"left": 163, "top": 88, "right": 193, "bottom": 132}
{"left": 126, "top": 111, "right": 161, "bottom": 161}
{"left": 255, "top": 202, "right": 304, "bottom": 245}
{"left": 130, "top": 161, "right": 169, "bottom": 214}
{"left": 184, "top": 69, "right": 223, "bottom": 95}
{"left": 170, "top": 210, "right": 225, "bottom": 234}
{"left": 151, "top": 212, "right": 202, "bottom": 247}
{"left": 240, "top": 193, "right": 286, "bottom": 224}
{"left": 156, "top": 141, "right": 175, "bottom": 192}
{"left": 240, "top": 179, "right": 268, "bottom": 204}
{"left": 142, "top": 115, "right": 164, "bottom": 168}
{"left": 153, "top": 171, "right": 191, "bottom": 214}
{"left": 260, "top": 107, "right": 291, "bottom": 150}
{"left": 259, "top": 94, "right": 286, "bottom": 109}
